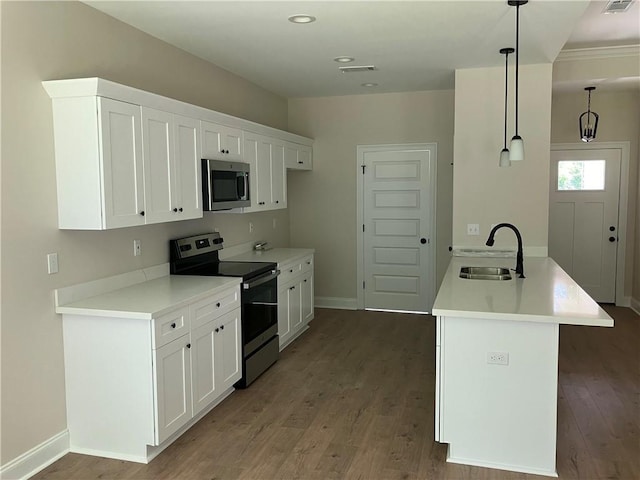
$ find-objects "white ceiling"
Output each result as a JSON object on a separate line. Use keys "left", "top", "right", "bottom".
{"left": 85, "top": 0, "right": 639, "bottom": 98}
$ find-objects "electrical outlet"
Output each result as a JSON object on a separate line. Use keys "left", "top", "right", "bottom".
{"left": 133, "top": 240, "right": 142, "bottom": 257}
{"left": 249, "top": 222, "right": 254, "bottom": 233}
{"left": 487, "top": 351, "right": 509, "bottom": 365}
{"left": 467, "top": 223, "right": 480, "bottom": 236}
{"left": 47, "top": 253, "right": 59, "bottom": 274}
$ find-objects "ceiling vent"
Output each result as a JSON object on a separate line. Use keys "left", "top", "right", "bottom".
{"left": 603, "top": 0, "right": 634, "bottom": 13}
{"left": 338, "top": 65, "right": 377, "bottom": 73}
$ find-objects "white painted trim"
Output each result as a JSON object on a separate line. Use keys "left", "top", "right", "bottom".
{"left": 551, "top": 142, "right": 631, "bottom": 307}
{"left": 0, "top": 430, "right": 69, "bottom": 480}
{"left": 555, "top": 45, "right": 640, "bottom": 62}
{"left": 42, "top": 78, "right": 312, "bottom": 146}
{"left": 631, "top": 297, "right": 640, "bottom": 316}
{"left": 315, "top": 296, "right": 358, "bottom": 310}
{"left": 356, "top": 143, "right": 438, "bottom": 312}
{"left": 446, "top": 453, "right": 557, "bottom": 478}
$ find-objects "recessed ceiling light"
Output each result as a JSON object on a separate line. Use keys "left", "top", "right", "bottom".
{"left": 288, "top": 14, "right": 316, "bottom": 24}
{"left": 361, "top": 83, "right": 378, "bottom": 88}
{"left": 334, "top": 56, "right": 355, "bottom": 63}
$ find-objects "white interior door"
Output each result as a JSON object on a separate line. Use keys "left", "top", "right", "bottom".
{"left": 359, "top": 144, "right": 436, "bottom": 313}
{"left": 549, "top": 148, "right": 621, "bottom": 303}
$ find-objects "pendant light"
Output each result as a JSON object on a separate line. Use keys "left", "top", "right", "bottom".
{"left": 580, "top": 86, "right": 599, "bottom": 142}
{"left": 508, "top": 0, "right": 527, "bottom": 162}
{"left": 499, "top": 47, "right": 514, "bottom": 167}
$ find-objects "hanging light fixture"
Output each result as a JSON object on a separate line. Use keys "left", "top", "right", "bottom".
{"left": 580, "top": 86, "right": 599, "bottom": 142}
{"left": 499, "top": 47, "right": 515, "bottom": 167}
{"left": 508, "top": 0, "right": 527, "bottom": 162}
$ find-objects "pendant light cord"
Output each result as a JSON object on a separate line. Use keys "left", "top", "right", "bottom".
{"left": 515, "top": 3, "right": 520, "bottom": 136}
{"left": 504, "top": 51, "right": 509, "bottom": 148}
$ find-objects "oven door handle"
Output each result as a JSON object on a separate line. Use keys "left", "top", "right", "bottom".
{"left": 243, "top": 269, "right": 280, "bottom": 290}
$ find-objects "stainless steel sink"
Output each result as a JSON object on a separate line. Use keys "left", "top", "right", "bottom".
{"left": 459, "top": 266, "right": 512, "bottom": 280}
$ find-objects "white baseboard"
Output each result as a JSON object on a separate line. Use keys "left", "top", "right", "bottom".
{"left": 631, "top": 297, "right": 640, "bottom": 316}
{"left": 0, "top": 430, "right": 69, "bottom": 480}
{"left": 315, "top": 296, "right": 358, "bottom": 310}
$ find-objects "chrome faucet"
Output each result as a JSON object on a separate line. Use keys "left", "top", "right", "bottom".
{"left": 486, "top": 223, "right": 525, "bottom": 278}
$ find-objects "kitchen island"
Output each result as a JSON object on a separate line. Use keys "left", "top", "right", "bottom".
{"left": 432, "top": 256, "right": 613, "bottom": 477}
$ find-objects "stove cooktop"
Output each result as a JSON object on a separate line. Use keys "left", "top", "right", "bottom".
{"left": 178, "top": 261, "right": 276, "bottom": 281}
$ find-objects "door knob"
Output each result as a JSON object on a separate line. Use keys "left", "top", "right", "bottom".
{"left": 609, "top": 236, "right": 616, "bottom": 242}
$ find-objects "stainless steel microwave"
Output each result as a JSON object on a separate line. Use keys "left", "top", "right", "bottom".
{"left": 202, "top": 159, "right": 250, "bottom": 211}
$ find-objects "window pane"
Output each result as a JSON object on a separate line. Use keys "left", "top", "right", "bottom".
{"left": 557, "top": 160, "right": 605, "bottom": 191}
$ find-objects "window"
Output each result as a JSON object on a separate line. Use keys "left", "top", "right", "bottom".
{"left": 557, "top": 160, "right": 605, "bottom": 191}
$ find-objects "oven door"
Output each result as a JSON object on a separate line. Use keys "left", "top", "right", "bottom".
{"left": 242, "top": 269, "right": 279, "bottom": 355}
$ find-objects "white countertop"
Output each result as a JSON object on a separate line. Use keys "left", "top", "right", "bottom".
{"left": 433, "top": 256, "right": 613, "bottom": 327}
{"left": 56, "top": 275, "right": 240, "bottom": 320}
{"left": 226, "top": 248, "right": 315, "bottom": 265}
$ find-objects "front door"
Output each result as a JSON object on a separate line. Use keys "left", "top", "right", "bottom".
{"left": 549, "top": 148, "right": 621, "bottom": 302}
{"left": 359, "top": 144, "right": 436, "bottom": 313}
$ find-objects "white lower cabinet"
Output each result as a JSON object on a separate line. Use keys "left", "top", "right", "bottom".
{"left": 61, "top": 285, "right": 241, "bottom": 463}
{"left": 277, "top": 255, "right": 314, "bottom": 349}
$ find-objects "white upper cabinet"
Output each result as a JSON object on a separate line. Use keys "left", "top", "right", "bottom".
{"left": 142, "top": 108, "right": 202, "bottom": 224}
{"left": 201, "top": 121, "right": 242, "bottom": 162}
{"left": 48, "top": 96, "right": 146, "bottom": 229}
{"left": 242, "top": 132, "right": 287, "bottom": 212}
{"left": 43, "top": 78, "right": 312, "bottom": 228}
{"left": 285, "top": 142, "right": 313, "bottom": 170}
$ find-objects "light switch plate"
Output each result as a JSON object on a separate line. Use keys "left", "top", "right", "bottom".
{"left": 47, "top": 253, "right": 59, "bottom": 274}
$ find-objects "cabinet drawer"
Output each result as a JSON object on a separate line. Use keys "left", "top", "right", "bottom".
{"left": 153, "top": 307, "right": 190, "bottom": 349}
{"left": 190, "top": 286, "right": 241, "bottom": 330}
{"left": 301, "top": 255, "right": 314, "bottom": 274}
{"left": 278, "top": 261, "right": 302, "bottom": 285}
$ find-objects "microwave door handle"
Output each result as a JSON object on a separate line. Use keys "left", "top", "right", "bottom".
{"left": 238, "top": 172, "right": 249, "bottom": 200}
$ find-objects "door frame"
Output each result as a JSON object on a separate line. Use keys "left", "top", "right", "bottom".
{"left": 356, "top": 143, "right": 438, "bottom": 312}
{"left": 550, "top": 142, "right": 630, "bottom": 306}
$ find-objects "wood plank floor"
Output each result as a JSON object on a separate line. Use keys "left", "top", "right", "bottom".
{"left": 33, "top": 306, "right": 639, "bottom": 480}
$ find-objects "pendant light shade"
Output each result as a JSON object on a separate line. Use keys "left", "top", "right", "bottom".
{"left": 499, "top": 47, "right": 514, "bottom": 168}
{"left": 508, "top": 0, "right": 527, "bottom": 162}
{"left": 580, "top": 86, "right": 599, "bottom": 142}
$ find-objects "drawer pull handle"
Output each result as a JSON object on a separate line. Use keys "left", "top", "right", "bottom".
{"left": 170, "top": 323, "right": 176, "bottom": 329}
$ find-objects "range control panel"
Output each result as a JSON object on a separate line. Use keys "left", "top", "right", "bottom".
{"left": 171, "top": 232, "right": 224, "bottom": 259}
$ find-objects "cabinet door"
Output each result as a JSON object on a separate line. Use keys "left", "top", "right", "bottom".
{"left": 301, "top": 271, "right": 314, "bottom": 324}
{"left": 277, "top": 283, "right": 292, "bottom": 348}
{"left": 153, "top": 335, "right": 192, "bottom": 444}
{"left": 289, "top": 279, "right": 303, "bottom": 332}
{"left": 142, "top": 107, "right": 174, "bottom": 224}
{"left": 98, "top": 97, "right": 145, "bottom": 228}
{"left": 215, "top": 309, "right": 242, "bottom": 392}
{"left": 191, "top": 320, "right": 218, "bottom": 416}
{"left": 174, "top": 115, "right": 202, "bottom": 220}
{"left": 285, "top": 142, "right": 313, "bottom": 170}
{"left": 270, "top": 140, "right": 287, "bottom": 209}
{"left": 201, "top": 121, "right": 242, "bottom": 161}
{"left": 243, "top": 133, "right": 270, "bottom": 212}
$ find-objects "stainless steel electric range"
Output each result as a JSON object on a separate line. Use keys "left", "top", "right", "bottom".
{"left": 170, "top": 232, "right": 279, "bottom": 388}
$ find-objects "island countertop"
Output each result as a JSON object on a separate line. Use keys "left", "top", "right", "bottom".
{"left": 432, "top": 256, "right": 613, "bottom": 327}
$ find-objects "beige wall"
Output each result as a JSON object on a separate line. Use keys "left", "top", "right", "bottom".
{"left": 452, "top": 64, "right": 553, "bottom": 253}
{"left": 551, "top": 89, "right": 640, "bottom": 302}
{"left": 287, "top": 90, "right": 454, "bottom": 301}
{"left": 0, "top": 1, "right": 290, "bottom": 465}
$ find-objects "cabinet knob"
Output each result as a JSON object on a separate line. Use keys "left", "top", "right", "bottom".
{"left": 609, "top": 236, "right": 616, "bottom": 242}
{"left": 216, "top": 302, "right": 221, "bottom": 308}
{"left": 220, "top": 325, "right": 225, "bottom": 330}
{"left": 290, "top": 286, "right": 296, "bottom": 290}
{"left": 173, "top": 208, "right": 178, "bottom": 212}
{"left": 186, "top": 343, "right": 191, "bottom": 349}
{"left": 170, "top": 323, "right": 176, "bottom": 329}
{"left": 304, "top": 279, "right": 307, "bottom": 283}
{"left": 420, "top": 238, "right": 427, "bottom": 244}
{"left": 298, "top": 161, "right": 303, "bottom": 164}
{"left": 610, "top": 226, "right": 616, "bottom": 232}
{"left": 179, "top": 207, "right": 183, "bottom": 212}
{"left": 275, "top": 200, "right": 279, "bottom": 204}
{"left": 215, "top": 328, "right": 220, "bottom": 333}
{"left": 140, "top": 211, "right": 145, "bottom": 216}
